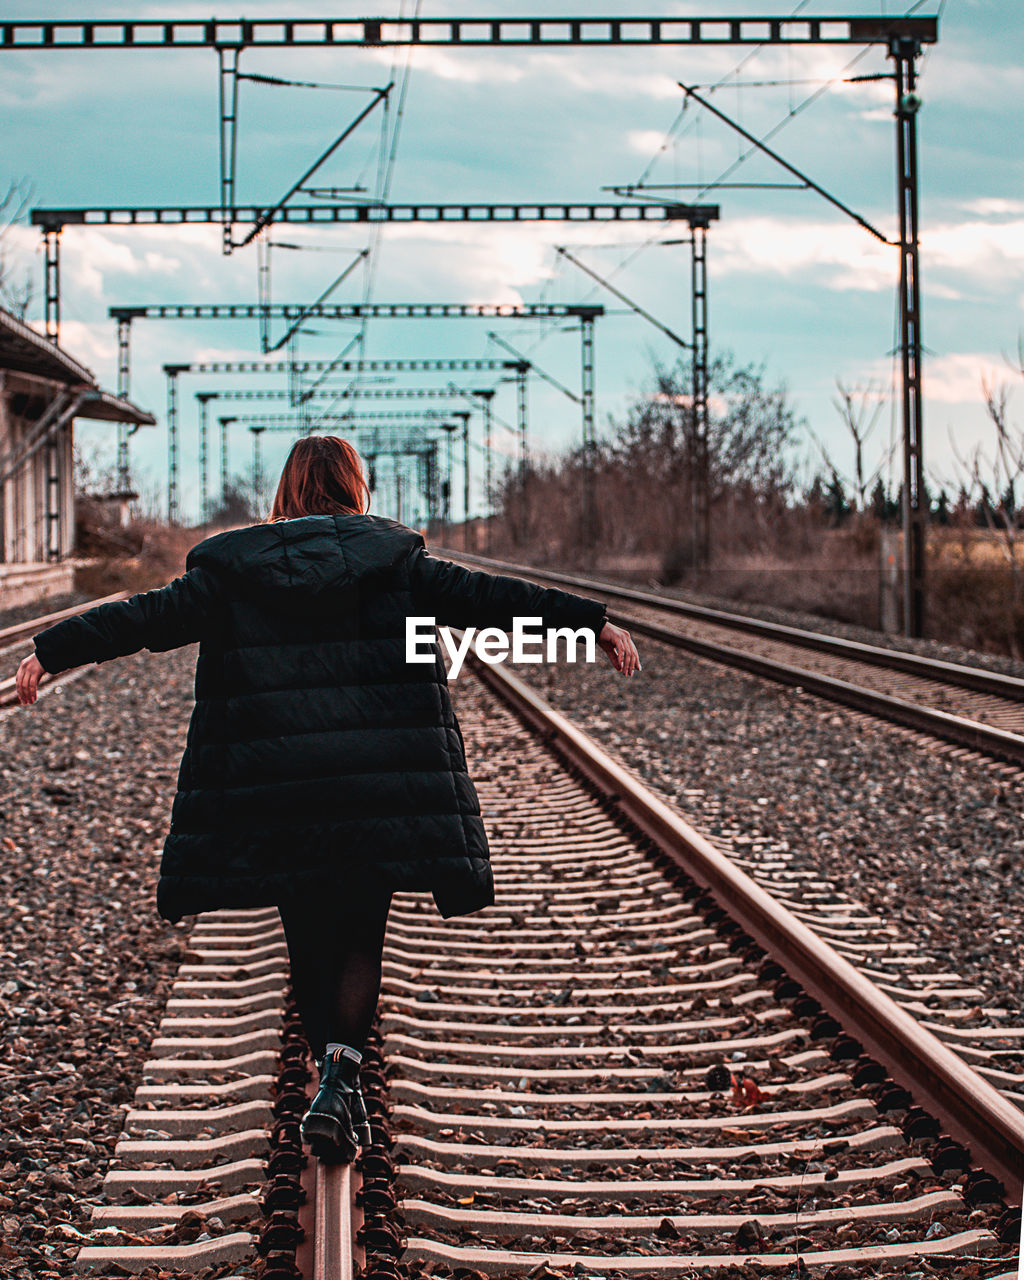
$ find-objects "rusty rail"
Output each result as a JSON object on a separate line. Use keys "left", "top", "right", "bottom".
{"left": 312, "top": 1162, "right": 360, "bottom": 1280}
{"left": 439, "top": 547, "right": 1024, "bottom": 701}
{"left": 469, "top": 648, "right": 1024, "bottom": 1200}
{"left": 440, "top": 549, "right": 1024, "bottom": 766}
{"left": 0, "top": 589, "right": 130, "bottom": 647}
{"left": 0, "top": 590, "right": 131, "bottom": 707}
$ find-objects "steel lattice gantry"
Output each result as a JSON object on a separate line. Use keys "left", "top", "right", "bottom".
{"left": 36, "top": 203, "right": 715, "bottom": 343}
{"left": 14, "top": 12, "right": 939, "bottom": 623}
{"left": 219, "top": 410, "right": 470, "bottom": 530}
{"left": 231, "top": 414, "right": 445, "bottom": 524}
{"left": 161, "top": 357, "right": 518, "bottom": 375}
{"left": 167, "top": 356, "right": 525, "bottom": 521}
{"left": 1, "top": 15, "right": 938, "bottom": 48}
{"left": 243, "top": 424, "right": 443, "bottom": 523}
{"left": 185, "top": 383, "right": 512, "bottom": 525}
{"left": 44, "top": 205, "right": 714, "bottom": 536}
{"left": 143, "top": 302, "right": 601, "bottom": 524}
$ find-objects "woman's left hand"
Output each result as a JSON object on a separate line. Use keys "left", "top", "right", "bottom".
{"left": 598, "top": 620, "right": 641, "bottom": 676}
{"left": 16, "top": 654, "right": 46, "bottom": 705}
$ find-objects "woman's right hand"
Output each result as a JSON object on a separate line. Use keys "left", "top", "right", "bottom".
{"left": 598, "top": 620, "right": 641, "bottom": 676}
{"left": 16, "top": 653, "right": 46, "bottom": 705}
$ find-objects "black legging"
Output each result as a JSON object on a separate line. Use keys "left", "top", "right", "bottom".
{"left": 277, "top": 888, "right": 393, "bottom": 1061}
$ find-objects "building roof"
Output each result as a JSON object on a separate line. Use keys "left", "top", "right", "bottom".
{"left": 0, "top": 305, "right": 156, "bottom": 427}
{"left": 76, "top": 389, "right": 156, "bottom": 427}
{"left": 0, "top": 306, "right": 95, "bottom": 384}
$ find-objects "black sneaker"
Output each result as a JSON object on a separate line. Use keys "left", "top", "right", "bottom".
{"left": 301, "top": 1049, "right": 362, "bottom": 1163}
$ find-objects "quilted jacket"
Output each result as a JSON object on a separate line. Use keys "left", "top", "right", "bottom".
{"left": 32, "top": 513, "right": 608, "bottom": 923}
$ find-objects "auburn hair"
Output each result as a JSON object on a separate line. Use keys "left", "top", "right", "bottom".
{"left": 269, "top": 436, "right": 371, "bottom": 521}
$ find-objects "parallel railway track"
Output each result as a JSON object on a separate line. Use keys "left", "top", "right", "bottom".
{"left": 436, "top": 549, "right": 1024, "bottom": 767}
{"left": 0, "top": 591, "right": 129, "bottom": 708}
{"left": 57, "top": 633, "right": 1021, "bottom": 1278}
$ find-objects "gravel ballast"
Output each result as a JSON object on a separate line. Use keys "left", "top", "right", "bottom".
{"left": 491, "top": 635, "right": 1024, "bottom": 1026}
{"left": 626, "top": 575, "right": 1024, "bottom": 680}
{"left": 2, "top": 606, "right": 1022, "bottom": 1276}
{"left": 0, "top": 646, "right": 195, "bottom": 1279}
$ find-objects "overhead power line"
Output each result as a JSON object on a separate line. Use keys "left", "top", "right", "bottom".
{"left": 554, "top": 247, "right": 692, "bottom": 351}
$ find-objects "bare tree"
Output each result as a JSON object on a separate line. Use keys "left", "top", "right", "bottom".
{"left": 73, "top": 438, "right": 119, "bottom": 497}
{"left": 803, "top": 379, "right": 892, "bottom": 516}
{"left": 948, "top": 368, "right": 1024, "bottom": 656}
{"left": 0, "top": 179, "right": 34, "bottom": 319}
{"left": 207, "top": 479, "right": 261, "bottom": 527}
{"left": 832, "top": 379, "right": 886, "bottom": 511}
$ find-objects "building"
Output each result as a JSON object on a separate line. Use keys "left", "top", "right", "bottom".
{"left": 0, "top": 306, "right": 154, "bottom": 607}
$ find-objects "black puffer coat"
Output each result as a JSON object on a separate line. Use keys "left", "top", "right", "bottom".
{"left": 32, "top": 514, "right": 608, "bottom": 923}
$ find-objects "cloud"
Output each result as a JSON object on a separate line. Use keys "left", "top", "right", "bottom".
{"left": 925, "top": 218, "right": 1024, "bottom": 288}
{"left": 364, "top": 38, "right": 683, "bottom": 100}
{"left": 684, "top": 208, "right": 1024, "bottom": 298}
{"left": 628, "top": 129, "right": 672, "bottom": 156}
{"left": 961, "top": 197, "right": 1024, "bottom": 218}
{"left": 367, "top": 45, "right": 526, "bottom": 86}
{"left": 711, "top": 215, "right": 893, "bottom": 292}
{"left": 854, "top": 351, "right": 1018, "bottom": 407}
{"left": 924, "top": 353, "right": 1021, "bottom": 406}
{"left": 53, "top": 320, "right": 116, "bottom": 380}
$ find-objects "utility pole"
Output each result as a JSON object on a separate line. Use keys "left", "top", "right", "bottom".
{"left": 218, "top": 46, "right": 241, "bottom": 255}
{"left": 441, "top": 421, "right": 459, "bottom": 540}
{"left": 421, "top": 441, "right": 439, "bottom": 526}
{"left": 196, "top": 392, "right": 216, "bottom": 524}
{"left": 166, "top": 369, "right": 180, "bottom": 524}
{"left": 515, "top": 361, "right": 529, "bottom": 545}
{"left": 557, "top": 247, "right": 708, "bottom": 553}
{"left": 218, "top": 416, "right": 237, "bottom": 506}
{"left": 677, "top": 73, "right": 930, "bottom": 619}
{"left": 580, "top": 309, "right": 597, "bottom": 548}
{"left": 112, "top": 307, "right": 147, "bottom": 499}
{"left": 691, "top": 223, "right": 710, "bottom": 571}
{"left": 43, "top": 227, "right": 60, "bottom": 343}
{"left": 453, "top": 410, "right": 471, "bottom": 551}
{"left": 511, "top": 361, "right": 529, "bottom": 477}
{"left": 115, "top": 312, "right": 132, "bottom": 500}
{"left": 472, "top": 389, "right": 496, "bottom": 554}
{"left": 250, "top": 426, "right": 266, "bottom": 516}
{"left": 891, "top": 36, "right": 927, "bottom": 639}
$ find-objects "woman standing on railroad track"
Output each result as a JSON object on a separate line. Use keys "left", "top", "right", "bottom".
{"left": 14, "top": 436, "right": 640, "bottom": 1164}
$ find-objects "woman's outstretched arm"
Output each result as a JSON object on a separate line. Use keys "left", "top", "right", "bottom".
{"left": 16, "top": 567, "right": 222, "bottom": 705}
{"left": 406, "top": 543, "right": 640, "bottom": 675}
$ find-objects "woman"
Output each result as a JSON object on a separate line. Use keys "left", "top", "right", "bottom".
{"left": 15, "top": 436, "right": 640, "bottom": 1163}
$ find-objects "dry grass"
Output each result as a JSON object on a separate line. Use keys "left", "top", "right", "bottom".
{"left": 72, "top": 513, "right": 233, "bottom": 598}
{"left": 487, "top": 497, "right": 1024, "bottom": 658}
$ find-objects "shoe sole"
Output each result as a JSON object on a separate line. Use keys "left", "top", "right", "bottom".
{"left": 300, "top": 1111, "right": 359, "bottom": 1164}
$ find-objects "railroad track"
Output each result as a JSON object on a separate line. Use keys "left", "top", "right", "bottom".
{"left": 436, "top": 548, "right": 1024, "bottom": 768}
{"left": 0, "top": 591, "right": 129, "bottom": 708}
{"left": 64, "top": 643, "right": 1022, "bottom": 1279}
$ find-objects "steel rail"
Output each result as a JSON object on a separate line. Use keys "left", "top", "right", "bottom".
{"left": 439, "top": 550, "right": 1024, "bottom": 764}
{"left": 439, "top": 548, "right": 1024, "bottom": 700}
{"left": 467, "top": 648, "right": 1024, "bottom": 1201}
{"left": 0, "top": 590, "right": 132, "bottom": 707}
{"left": 622, "top": 612, "right": 1024, "bottom": 765}
{"left": 0, "top": 589, "right": 130, "bottom": 648}
{"left": 312, "top": 1162, "right": 360, "bottom": 1280}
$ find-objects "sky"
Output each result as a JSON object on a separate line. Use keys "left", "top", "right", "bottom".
{"left": 2, "top": 0, "right": 1021, "bottom": 525}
